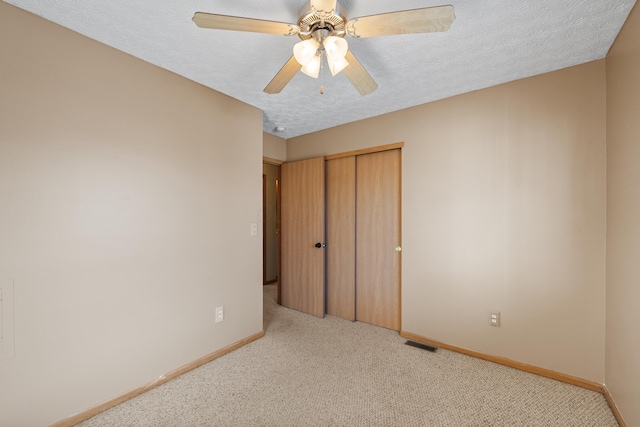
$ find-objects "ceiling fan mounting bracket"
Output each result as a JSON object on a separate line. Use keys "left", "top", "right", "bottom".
{"left": 345, "top": 19, "right": 360, "bottom": 38}
{"left": 285, "top": 25, "right": 300, "bottom": 36}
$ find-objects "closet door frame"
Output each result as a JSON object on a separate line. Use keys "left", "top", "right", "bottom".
{"left": 324, "top": 142, "right": 404, "bottom": 162}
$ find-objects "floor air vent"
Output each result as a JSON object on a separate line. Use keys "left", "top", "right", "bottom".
{"left": 405, "top": 340, "right": 438, "bottom": 352}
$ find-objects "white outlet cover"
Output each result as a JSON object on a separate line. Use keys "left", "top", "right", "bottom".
{"left": 489, "top": 311, "right": 501, "bottom": 327}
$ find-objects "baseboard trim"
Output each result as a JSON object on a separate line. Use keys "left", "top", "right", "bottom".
{"left": 602, "top": 385, "right": 628, "bottom": 427}
{"left": 401, "top": 330, "right": 629, "bottom": 427}
{"left": 401, "top": 331, "right": 602, "bottom": 391}
{"left": 51, "top": 330, "right": 265, "bottom": 427}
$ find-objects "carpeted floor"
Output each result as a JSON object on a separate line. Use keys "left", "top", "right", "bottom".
{"left": 78, "top": 285, "right": 618, "bottom": 426}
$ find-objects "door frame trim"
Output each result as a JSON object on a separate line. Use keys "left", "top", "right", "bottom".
{"left": 325, "top": 142, "right": 404, "bottom": 161}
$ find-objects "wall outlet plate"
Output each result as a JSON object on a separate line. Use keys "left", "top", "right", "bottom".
{"left": 489, "top": 310, "right": 501, "bottom": 327}
{"left": 215, "top": 306, "right": 224, "bottom": 323}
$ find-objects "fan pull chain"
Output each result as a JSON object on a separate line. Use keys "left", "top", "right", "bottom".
{"left": 319, "top": 51, "right": 325, "bottom": 94}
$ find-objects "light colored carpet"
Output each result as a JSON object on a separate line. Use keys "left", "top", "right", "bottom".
{"left": 78, "top": 285, "right": 618, "bottom": 426}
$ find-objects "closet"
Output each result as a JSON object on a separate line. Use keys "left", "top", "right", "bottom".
{"left": 281, "top": 145, "right": 401, "bottom": 330}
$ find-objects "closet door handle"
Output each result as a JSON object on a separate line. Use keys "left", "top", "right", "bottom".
{"left": 315, "top": 242, "right": 326, "bottom": 248}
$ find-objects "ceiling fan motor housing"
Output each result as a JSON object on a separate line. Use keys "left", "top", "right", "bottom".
{"left": 297, "top": 2, "right": 348, "bottom": 40}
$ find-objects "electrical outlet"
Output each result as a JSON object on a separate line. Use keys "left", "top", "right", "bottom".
{"left": 250, "top": 223, "right": 258, "bottom": 236}
{"left": 215, "top": 306, "right": 224, "bottom": 323}
{"left": 489, "top": 310, "right": 501, "bottom": 327}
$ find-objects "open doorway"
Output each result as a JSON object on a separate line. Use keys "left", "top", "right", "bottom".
{"left": 263, "top": 162, "right": 280, "bottom": 291}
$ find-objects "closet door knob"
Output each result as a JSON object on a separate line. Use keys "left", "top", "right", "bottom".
{"left": 315, "top": 242, "right": 326, "bottom": 248}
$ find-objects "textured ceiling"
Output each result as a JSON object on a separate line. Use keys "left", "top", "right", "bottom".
{"left": 5, "top": 0, "right": 636, "bottom": 139}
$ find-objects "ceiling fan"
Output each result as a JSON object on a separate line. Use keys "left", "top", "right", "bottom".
{"left": 193, "top": 1, "right": 455, "bottom": 95}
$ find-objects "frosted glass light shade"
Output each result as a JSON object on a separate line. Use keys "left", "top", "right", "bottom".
{"left": 323, "top": 36, "right": 349, "bottom": 76}
{"left": 328, "top": 56, "right": 349, "bottom": 76}
{"left": 323, "top": 36, "right": 348, "bottom": 59}
{"left": 301, "top": 54, "right": 321, "bottom": 78}
{"left": 293, "top": 39, "right": 320, "bottom": 66}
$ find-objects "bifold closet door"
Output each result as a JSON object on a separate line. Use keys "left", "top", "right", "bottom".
{"left": 356, "top": 149, "right": 401, "bottom": 330}
{"left": 280, "top": 157, "right": 326, "bottom": 318}
{"left": 326, "top": 156, "right": 356, "bottom": 321}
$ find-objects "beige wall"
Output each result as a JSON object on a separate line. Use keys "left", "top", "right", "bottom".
{"left": 263, "top": 132, "right": 287, "bottom": 162}
{"left": 606, "top": 2, "right": 640, "bottom": 425}
{"left": 289, "top": 61, "right": 607, "bottom": 383}
{"left": 0, "top": 3, "right": 264, "bottom": 426}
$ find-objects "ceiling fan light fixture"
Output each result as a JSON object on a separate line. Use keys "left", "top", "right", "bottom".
{"left": 194, "top": 4, "right": 455, "bottom": 95}
{"left": 293, "top": 39, "right": 320, "bottom": 66}
{"left": 327, "top": 55, "right": 349, "bottom": 76}
{"left": 301, "top": 54, "right": 321, "bottom": 78}
{"left": 323, "top": 36, "right": 348, "bottom": 59}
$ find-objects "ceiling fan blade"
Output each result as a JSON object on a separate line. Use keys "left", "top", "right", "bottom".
{"left": 342, "top": 50, "right": 378, "bottom": 96}
{"left": 193, "top": 12, "right": 299, "bottom": 36}
{"left": 346, "top": 5, "right": 455, "bottom": 38}
{"left": 264, "top": 56, "right": 302, "bottom": 94}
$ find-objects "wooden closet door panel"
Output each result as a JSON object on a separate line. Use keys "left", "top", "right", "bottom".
{"left": 326, "top": 156, "right": 356, "bottom": 321}
{"left": 356, "top": 149, "right": 401, "bottom": 330}
{"left": 280, "top": 157, "right": 325, "bottom": 318}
